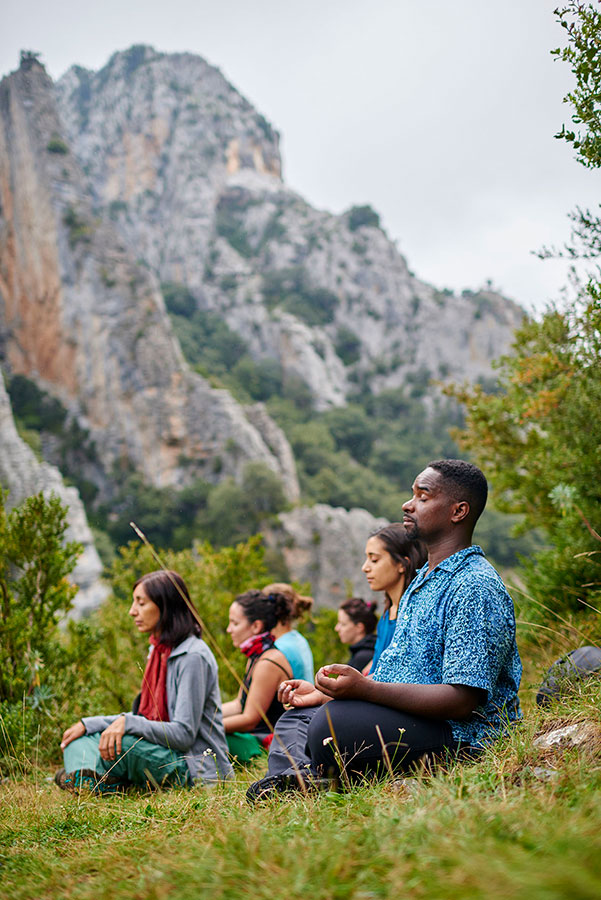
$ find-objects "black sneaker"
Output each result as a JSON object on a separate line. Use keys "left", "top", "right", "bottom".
{"left": 246, "top": 772, "right": 335, "bottom": 804}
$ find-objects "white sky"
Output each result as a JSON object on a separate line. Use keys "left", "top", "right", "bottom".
{"left": 2, "top": 0, "right": 597, "bottom": 312}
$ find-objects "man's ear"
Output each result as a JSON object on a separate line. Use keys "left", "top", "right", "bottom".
{"left": 450, "top": 500, "right": 470, "bottom": 524}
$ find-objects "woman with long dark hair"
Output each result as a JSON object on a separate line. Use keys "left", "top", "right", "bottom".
{"left": 56, "top": 570, "right": 232, "bottom": 793}
{"left": 362, "top": 523, "right": 426, "bottom": 672}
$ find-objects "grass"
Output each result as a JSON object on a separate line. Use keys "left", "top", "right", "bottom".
{"left": 3, "top": 640, "right": 601, "bottom": 899}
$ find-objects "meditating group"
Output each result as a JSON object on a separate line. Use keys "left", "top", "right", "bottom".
{"left": 56, "top": 459, "right": 522, "bottom": 798}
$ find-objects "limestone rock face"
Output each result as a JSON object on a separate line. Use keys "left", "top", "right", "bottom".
{"left": 0, "top": 369, "right": 107, "bottom": 615}
{"left": 57, "top": 46, "right": 525, "bottom": 412}
{"left": 264, "top": 504, "right": 389, "bottom": 609}
{"left": 0, "top": 56, "right": 298, "bottom": 499}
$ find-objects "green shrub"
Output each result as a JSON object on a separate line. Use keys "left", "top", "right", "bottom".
{"left": 0, "top": 491, "right": 85, "bottom": 768}
{"left": 334, "top": 326, "right": 362, "bottom": 366}
{"left": 7, "top": 374, "right": 66, "bottom": 434}
{"left": 162, "top": 282, "right": 197, "bottom": 318}
{"left": 347, "top": 204, "right": 381, "bottom": 231}
{"left": 46, "top": 136, "right": 69, "bottom": 154}
{"left": 262, "top": 268, "right": 338, "bottom": 326}
{"left": 63, "top": 206, "right": 92, "bottom": 247}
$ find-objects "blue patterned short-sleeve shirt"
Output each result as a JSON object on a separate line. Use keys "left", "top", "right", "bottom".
{"left": 372, "top": 545, "right": 522, "bottom": 747}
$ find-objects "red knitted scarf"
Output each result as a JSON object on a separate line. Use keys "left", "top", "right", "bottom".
{"left": 138, "top": 635, "right": 171, "bottom": 721}
{"left": 239, "top": 631, "right": 275, "bottom": 659}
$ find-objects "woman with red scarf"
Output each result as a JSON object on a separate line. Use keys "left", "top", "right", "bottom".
{"left": 223, "top": 589, "right": 293, "bottom": 763}
{"left": 56, "top": 570, "right": 232, "bottom": 793}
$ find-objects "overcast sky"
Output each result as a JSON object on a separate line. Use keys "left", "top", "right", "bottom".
{"left": 2, "top": 0, "right": 596, "bottom": 312}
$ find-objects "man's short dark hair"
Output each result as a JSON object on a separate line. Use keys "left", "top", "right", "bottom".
{"left": 427, "top": 459, "right": 488, "bottom": 522}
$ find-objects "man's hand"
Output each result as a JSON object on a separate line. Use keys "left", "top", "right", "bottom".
{"left": 278, "top": 679, "right": 327, "bottom": 708}
{"left": 314, "top": 664, "right": 369, "bottom": 701}
{"left": 98, "top": 715, "right": 126, "bottom": 761}
{"left": 60, "top": 721, "right": 85, "bottom": 750}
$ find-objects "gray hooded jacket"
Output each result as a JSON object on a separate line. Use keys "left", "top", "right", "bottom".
{"left": 82, "top": 634, "right": 233, "bottom": 784}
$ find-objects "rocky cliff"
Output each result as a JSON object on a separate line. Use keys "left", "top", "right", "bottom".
{"left": 57, "top": 46, "right": 524, "bottom": 411}
{"left": 265, "top": 505, "right": 389, "bottom": 608}
{"left": 0, "top": 46, "right": 527, "bottom": 612}
{"left": 0, "top": 53, "right": 298, "bottom": 498}
{"left": 0, "top": 368, "right": 107, "bottom": 614}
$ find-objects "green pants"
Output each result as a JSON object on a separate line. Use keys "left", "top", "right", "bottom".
{"left": 63, "top": 733, "right": 190, "bottom": 788}
{"left": 226, "top": 731, "right": 265, "bottom": 764}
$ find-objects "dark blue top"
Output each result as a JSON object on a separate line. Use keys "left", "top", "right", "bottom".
{"left": 373, "top": 545, "right": 522, "bottom": 747}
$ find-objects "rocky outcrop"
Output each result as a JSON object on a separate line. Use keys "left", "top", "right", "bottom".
{"left": 57, "top": 46, "right": 525, "bottom": 412}
{"left": 0, "top": 55, "right": 298, "bottom": 499}
{"left": 264, "top": 504, "right": 389, "bottom": 608}
{"left": 0, "top": 369, "right": 107, "bottom": 615}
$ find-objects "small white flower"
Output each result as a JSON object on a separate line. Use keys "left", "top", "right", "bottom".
{"left": 322, "top": 736, "right": 334, "bottom": 746}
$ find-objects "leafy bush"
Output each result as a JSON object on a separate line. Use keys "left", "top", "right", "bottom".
{"left": 63, "top": 206, "right": 92, "bottom": 247}
{"left": 162, "top": 282, "right": 197, "bottom": 318}
{"left": 334, "top": 326, "right": 362, "bottom": 366}
{"left": 262, "top": 268, "right": 339, "bottom": 326}
{"left": 321, "top": 405, "right": 375, "bottom": 466}
{"left": 451, "top": 294, "right": 601, "bottom": 615}
{"left": 347, "top": 204, "right": 381, "bottom": 231}
{"left": 46, "top": 136, "right": 69, "bottom": 154}
{"left": 0, "top": 492, "right": 85, "bottom": 768}
{"left": 7, "top": 375, "right": 66, "bottom": 434}
{"left": 167, "top": 306, "right": 248, "bottom": 377}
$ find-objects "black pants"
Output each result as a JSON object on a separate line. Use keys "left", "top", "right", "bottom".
{"left": 268, "top": 701, "right": 459, "bottom": 782}
{"left": 308, "top": 700, "right": 459, "bottom": 779}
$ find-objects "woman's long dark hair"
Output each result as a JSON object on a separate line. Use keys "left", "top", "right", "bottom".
{"left": 369, "top": 523, "right": 427, "bottom": 610}
{"left": 134, "top": 570, "right": 201, "bottom": 647}
{"left": 234, "top": 589, "right": 294, "bottom": 632}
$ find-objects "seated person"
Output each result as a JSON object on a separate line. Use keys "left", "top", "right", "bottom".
{"left": 362, "top": 523, "right": 426, "bottom": 673}
{"left": 266, "top": 582, "right": 315, "bottom": 681}
{"left": 57, "top": 570, "right": 232, "bottom": 794}
{"left": 335, "top": 597, "right": 378, "bottom": 671}
{"left": 262, "top": 523, "right": 424, "bottom": 780}
{"left": 223, "top": 589, "right": 293, "bottom": 762}
{"left": 248, "top": 460, "right": 522, "bottom": 800}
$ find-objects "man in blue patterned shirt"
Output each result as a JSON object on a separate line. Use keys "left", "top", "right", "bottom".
{"left": 248, "top": 459, "right": 521, "bottom": 798}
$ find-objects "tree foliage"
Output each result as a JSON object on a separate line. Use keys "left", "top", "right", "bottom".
{"left": 0, "top": 491, "right": 92, "bottom": 768}
{"left": 451, "top": 3, "right": 601, "bottom": 617}
{"left": 450, "top": 294, "right": 601, "bottom": 612}
{"left": 554, "top": 1, "right": 601, "bottom": 169}
{"left": 0, "top": 492, "right": 81, "bottom": 703}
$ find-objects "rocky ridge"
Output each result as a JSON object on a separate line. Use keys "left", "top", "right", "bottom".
{"left": 0, "top": 54, "right": 298, "bottom": 499}
{"left": 57, "top": 46, "right": 525, "bottom": 411}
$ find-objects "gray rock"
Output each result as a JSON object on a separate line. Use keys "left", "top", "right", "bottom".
{"left": 533, "top": 722, "right": 601, "bottom": 751}
{"left": 0, "top": 55, "right": 298, "bottom": 501}
{"left": 0, "top": 369, "right": 108, "bottom": 614}
{"left": 264, "top": 504, "right": 389, "bottom": 608}
{"left": 531, "top": 766, "right": 559, "bottom": 782}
